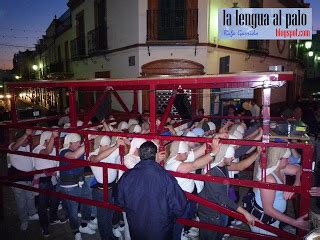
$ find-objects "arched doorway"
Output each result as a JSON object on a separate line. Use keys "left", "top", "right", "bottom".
{"left": 141, "top": 59, "right": 205, "bottom": 112}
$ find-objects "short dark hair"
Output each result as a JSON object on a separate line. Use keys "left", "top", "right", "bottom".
{"left": 139, "top": 141, "right": 157, "bottom": 161}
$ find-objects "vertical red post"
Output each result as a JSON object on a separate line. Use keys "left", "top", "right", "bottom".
{"left": 158, "top": 90, "right": 177, "bottom": 132}
{"left": 261, "top": 86, "right": 271, "bottom": 182}
{"left": 298, "top": 143, "right": 313, "bottom": 237}
{"left": 149, "top": 84, "right": 156, "bottom": 134}
{"left": 68, "top": 88, "right": 77, "bottom": 128}
{"left": 102, "top": 167, "right": 109, "bottom": 203}
{"left": 10, "top": 90, "right": 18, "bottom": 123}
{"left": 119, "top": 145, "right": 125, "bottom": 165}
{"left": 133, "top": 90, "right": 138, "bottom": 114}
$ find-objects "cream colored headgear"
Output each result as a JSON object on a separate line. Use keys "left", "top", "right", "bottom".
{"left": 63, "top": 133, "right": 81, "bottom": 148}
{"left": 255, "top": 147, "right": 291, "bottom": 180}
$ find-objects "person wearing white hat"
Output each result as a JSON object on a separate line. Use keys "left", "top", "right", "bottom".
{"left": 117, "top": 121, "right": 129, "bottom": 132}
{"left": 89, "top": 136, "right": 125, "bottom": 240}
{"left": 8, "top": 129, "right": 38, "bottom": 231}
{"left": 33, "top": 130, "right": 63, "bottom": 237}
{"left": 123, "top": 137, "right": 147, "bottom": 169}
{"left": 165, "top": 139, "right": 221, "bottom": 240}
{"left": 59, "top": 133, "right": 95, "bottom": 239}
{"left": 128, "top": 118, "right": 139, "bottom": 128}
{"left": 251, "top": 147, "right": 309, "bottom": 235}
{"left": 198, "top": 144, "right": 256, "bottom": 240}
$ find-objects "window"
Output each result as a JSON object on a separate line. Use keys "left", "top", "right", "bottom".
{"left": 147, "top": 0, "right": 198, "bottom": 42}
{"left": 219, "top": 56, "right": 230, "bottom": 74}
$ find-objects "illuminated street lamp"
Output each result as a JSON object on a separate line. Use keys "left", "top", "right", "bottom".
{"left": 15, "top": 75, "right": 21, "bottom": 80}
{"left": 308, "top": 51, "right": 314, "bottom": 57}
{"left": 32, "top": 65, "right": 39, "bottom": 71}
{"left": 305, "top": 41, "right": 312, "bottom": 50}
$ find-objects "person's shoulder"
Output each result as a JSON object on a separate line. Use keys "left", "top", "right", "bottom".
{"left": 60, "top": 148, "right": 71, "bottom": 155}
{"left": 266, "top": 174, "right": 277, "bottom": 184}
{"left": 33, "top": 145, "right": 44, "bottom": 153}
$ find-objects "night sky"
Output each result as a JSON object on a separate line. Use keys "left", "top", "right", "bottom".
{"left": 0, "top": 0, "right": 319, "bottom": 70}
{"left": 0, "top": 0, "right": 67, "bottom": 70}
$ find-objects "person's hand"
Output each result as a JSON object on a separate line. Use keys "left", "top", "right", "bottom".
{"left": 283, "top": 191, "right": 295, "bottom": 200}
{"left": 116, "top": 138, "right": 125, "bottom": 146}
{"left": 310, "top": 187, "right": 320, "bottom": 196}
{"left": 156, "top": 151, "right": 166, "bottom": 163}
{"left": 294, "top": 213, "right": 310, "bottom": 230}
{"left": 243, "top": 212, "right": 256, "bottom": 226}
{"left": 52, "top": 131, "right": 59, "bottom": 138}
{"left": 210, "top": 139, "right": 221, "bottom": 155}
{"left": 256, "top": 146, "right": 262, "bottom": 155}
{"left": 25, "top": 129, "right": 33, "bottom": 136}
{"left": 214, "top": 133, "right": 228, "bottom": 139}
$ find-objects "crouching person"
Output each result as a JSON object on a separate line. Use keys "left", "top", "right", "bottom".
{"left": 59, "top": 133, "right": 95, "bottom": 240}
{"left": 89, "top": 136, "right": 124, "bottom": 240}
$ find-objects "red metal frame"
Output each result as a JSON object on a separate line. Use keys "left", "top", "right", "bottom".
{"left": 1, "top": 72, "right": 312, "bottom": 239}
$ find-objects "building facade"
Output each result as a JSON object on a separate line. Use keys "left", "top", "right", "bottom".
{"left": 16, "top": 0, "right": 307, "bottom": 113}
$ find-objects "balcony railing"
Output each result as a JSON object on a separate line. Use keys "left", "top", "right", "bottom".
{"left": 147, "top": 9, "right": 198, "bottom": 42}
{"left": 87, "top": 25, "right": 108, "bottom": 54}
{"left": 247, "top": 40, "right": 269, "bottom": 54}
{"left": 70, "top": 35, "right": 86, "bottom": 59}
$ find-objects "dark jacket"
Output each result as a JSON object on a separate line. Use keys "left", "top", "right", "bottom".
{"left": 117, "top": 160, "right": 187, "bottom": 240}
{"left": 198, "top": 166, "right": 238, "bottom": 217}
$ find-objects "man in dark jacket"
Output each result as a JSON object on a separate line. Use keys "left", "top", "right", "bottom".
{"left": 117, "top": 141, "right": 187, "bottom": 240}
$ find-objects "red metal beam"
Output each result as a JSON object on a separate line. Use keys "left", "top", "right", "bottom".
{"left": 158, "top": 90, "right": 177, "bottom": 132}
{"left": 112, "top": 90, "right": 130, "bottom": 113}
{"left": 83, "top": 90, "right": 109, "bottom": 125}
{"left": 0, "top": 147, "right": 305, "bottom": 193}
{"left": 7, "top": 72, "right": 294, "bottom": 89}
{"left": 186, "top": 193, "right": 297, "bottom": 239}
{"left": 298, "top": 144, "right": 313, "bottom": 237}
{"left": 149, "top": 84, "right": 156, "bottom": 133}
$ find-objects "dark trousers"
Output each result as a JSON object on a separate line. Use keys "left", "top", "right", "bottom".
{"left": 60, "top": 182, "right": 91, "bottom": 233}
{"left": 92, "top": 188, "right": 114, "bottom": 240}
{"left": 198, "top": 212, "right": 228, "bottom": 240}
{"left": 172, "top": 200, "right": 197, "bottom": 240}
{"left": 38, "top": 179, "right": 59, "bottom": 231}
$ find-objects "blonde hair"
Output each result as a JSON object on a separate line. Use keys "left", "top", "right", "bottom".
{"left": 254, "top": 147, "right": 289, "bottom": 181}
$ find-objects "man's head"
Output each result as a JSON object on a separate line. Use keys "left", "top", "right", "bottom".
{"left": 139, "top": 141, "right": 157, "bottom": 161}
{"left": 293, "top": 107, "right": 302, "bottom": 120}
{"left": 64, "top": 133, "right": 81, "bottom": 150}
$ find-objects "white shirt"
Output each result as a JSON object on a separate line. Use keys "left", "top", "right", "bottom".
{"left": 8, "top": 143, "right": 33, "bottom": 172}
{"left": 124, "top": 154, "right": 140, "bottom": 169}
{"left": 90, "top": 148, "right": 120, "bottom": 184}
{"left": 33, "top": 145, "right": 58, "bottom": 170}
{"left": 165, "top": 151, "right": 195, "bottom": 193}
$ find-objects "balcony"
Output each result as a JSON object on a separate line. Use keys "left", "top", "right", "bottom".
{"left": 70, "top": 35, "right": 86, "bottom": 59}
{"left": 147, "top": 9, "right": 198, "bottom": 43}
{"left": 247, "top": 40, "right": 269, "bottom": 54}
{"left": 87, "top": 25, "right": 108, "bottom": 54}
